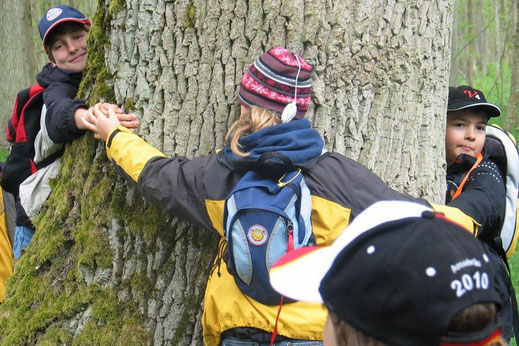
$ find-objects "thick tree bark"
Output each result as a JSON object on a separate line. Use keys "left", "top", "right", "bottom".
{"left": 0, "top": 0, "right": 454, "bottom": 345}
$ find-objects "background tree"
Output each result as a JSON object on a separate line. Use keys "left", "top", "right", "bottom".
{"left": 504, "top": 0, "right": 519, "bottom": 131}
{"left": 450, "top": 0, "right": 518, "bottom": 138}
{"left": 0, "top": 0, "right": 458, "bottom": 344}
{"left": 0, "top": 0, "right": 35, "bottom": 148}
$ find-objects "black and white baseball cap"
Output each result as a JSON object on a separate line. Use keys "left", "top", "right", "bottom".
{"left": 270, "top": 201, "right": 502, "bottom": 346}
{"left": 448, "top": 86, "right": 501, "bottom": 118}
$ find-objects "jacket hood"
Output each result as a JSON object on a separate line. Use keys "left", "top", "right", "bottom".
{"left": 221, "top": 119, "right": 325, "bottom": 173}
{"left": 36, "top": 63, "right": 83, "bottom": 87}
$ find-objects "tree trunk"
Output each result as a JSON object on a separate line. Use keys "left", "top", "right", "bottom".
{"left": 494, "top": 0, "right": 505, "bottom": 103}
{"left": 475, "top": 0, "right": 487, "bottom": 76}
{"left": 0, "top": 0, "right": 454, "bottom": 345}
{"left": 505, "top": 0, "right": 519, "bottom": 131}
{"left": 449, "top": 2, "right": 460, "bottom": 85}
{"left": 466, "top": 0, "right": 475, "bottom": 85}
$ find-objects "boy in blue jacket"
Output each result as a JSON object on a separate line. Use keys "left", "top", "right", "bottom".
{"left": 9, "top": 5, "right": 137, "bottom": 259}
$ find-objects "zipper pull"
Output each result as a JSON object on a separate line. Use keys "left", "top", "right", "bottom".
{"left": 287, "top": 221, "right": 294, "bottom": 251}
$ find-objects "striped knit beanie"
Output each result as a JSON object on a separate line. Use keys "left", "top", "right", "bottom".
{"left": 238, "top": 47, "right": 314, "bottom": 120}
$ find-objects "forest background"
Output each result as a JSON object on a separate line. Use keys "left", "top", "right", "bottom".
{"left": 0, "top": 0, "right": 518, "bottom": 344}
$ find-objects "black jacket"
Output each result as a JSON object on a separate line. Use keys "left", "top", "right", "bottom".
{"left": 15, "top": 64, "right": 87, "bottom": 227}
{"left": 36, "top": 63, "right": 87, "bottom": 143}
{"left": 446, "top": 153, "right": 505, "bottom": 244}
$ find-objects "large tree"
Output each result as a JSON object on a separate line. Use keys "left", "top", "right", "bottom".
{"left": 0, "top": 0, "right": 454, "bottom": 344}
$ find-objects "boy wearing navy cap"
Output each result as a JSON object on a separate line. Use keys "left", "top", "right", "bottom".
{"left": 444, "top": 86, "right": 514, "bottom": 340}
{"left": 270, "top": 201, "right": 508, "bottom": 346}
{"left": 10, "top": 5, "right": 137, "bottom": 258}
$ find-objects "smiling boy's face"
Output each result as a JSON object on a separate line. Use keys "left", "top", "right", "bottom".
{"left": 47, "top": 26, "right": 88, "bottom": 72}
{"left": 445, "top": 110, "right": 488, "bottom": 164}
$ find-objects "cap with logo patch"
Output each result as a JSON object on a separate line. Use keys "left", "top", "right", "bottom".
{"left": 270, "top": 200, "right": 502, "bottom": 346}
{"left": 448, "top": 86, "right": 501, "bottom": 118}
{"left": 38, "top": 5, "right": 91, "bottom": 46}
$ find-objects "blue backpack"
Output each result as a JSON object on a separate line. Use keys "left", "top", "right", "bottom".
{"left": 223, "top": 155, "right": 315, "bottom": 305}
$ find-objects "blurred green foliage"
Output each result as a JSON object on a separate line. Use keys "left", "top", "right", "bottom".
{"left": 0, "top": 147, "right": 8, "bottom": 162}
{"left": 453, "top": 0, "right": 518, "bottom": 141}
{"left": 458, "top": 63, "right": 518, "bottom": 140}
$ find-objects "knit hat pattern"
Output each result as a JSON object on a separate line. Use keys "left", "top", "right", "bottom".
{"left": 238, "top": 47, "right": 314, "bottom": 119}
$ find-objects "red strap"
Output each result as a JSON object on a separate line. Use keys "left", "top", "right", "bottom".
{"left": 270, "top": 296, "right": 284, "bottom": 345}
{"left": 288, "top": 228, "right": 294, "bottom": 252}
{"left": 450, "top": 153, "right": 483, "bottom": 201}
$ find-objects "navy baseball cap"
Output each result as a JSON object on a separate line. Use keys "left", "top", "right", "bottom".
{"left": 38, "top": 5, "right": 91, "bottom": 45}
{"left": 448, "top": 86, "right": 501, "bottom": 118}
{"left": 271, "top": 201, "right": 502, "bottom": 346}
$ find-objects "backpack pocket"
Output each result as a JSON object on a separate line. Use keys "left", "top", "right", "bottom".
{"left": 227, "top": 208, "right": 291, "bottom": 305}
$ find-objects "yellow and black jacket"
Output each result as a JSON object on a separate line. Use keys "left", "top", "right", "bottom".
{"left": 104, "top": 121, "right": 474, "bottom": 345}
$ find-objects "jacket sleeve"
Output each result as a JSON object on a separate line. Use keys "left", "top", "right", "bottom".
{"left": 447, "top": 159, "right": 505, "bottom": 239}
{"left": 307, "top": 154, "right": 478, "bottom": 233}
{"left": 43, "top": 82, "right": 87, "bottom": 143}
{"left": 106, "top": 127, "right": 217, "bottom": 230}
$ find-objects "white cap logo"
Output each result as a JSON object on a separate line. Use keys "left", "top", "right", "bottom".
{"left": 46, "top": 8, "right": 62, "bottom": 21}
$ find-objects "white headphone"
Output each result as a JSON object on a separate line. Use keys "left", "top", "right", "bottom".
{"left": 281, "top": 55, "right": 302, "bottom": 123}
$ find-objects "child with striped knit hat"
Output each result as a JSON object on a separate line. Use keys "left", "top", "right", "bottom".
{"left": 85, "top": 47, "right": 463, "bottom": 344}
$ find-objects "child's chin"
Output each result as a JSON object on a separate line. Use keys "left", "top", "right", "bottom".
{"left": 64, "top": 62, "right": 87, "bottom": 73}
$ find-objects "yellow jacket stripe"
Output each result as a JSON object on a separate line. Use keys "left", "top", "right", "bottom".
{"left": 106, "top": 127, "right": 165, "bottom": 182}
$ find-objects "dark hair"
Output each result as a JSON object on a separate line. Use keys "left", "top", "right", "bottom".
{"left": 447, "top": 107, "right": 491, "bottom": 122}
{"left": 447, "top": 303, "right": 498, "bottom": 333}
{"left": 328, "top": 311, "right": 387, "bottom": 346}
{"left": 44, "top": 22, "right": 89, "bottom": 61}
{"left": 329, "top": 303, "right": 507, "bottom": 346}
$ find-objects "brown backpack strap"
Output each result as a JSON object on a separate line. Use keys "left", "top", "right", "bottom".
{"left": 450, "top": 153, "right": 483, "bottom": 201}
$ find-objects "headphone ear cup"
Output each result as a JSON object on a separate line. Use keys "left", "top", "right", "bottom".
{"left": 281, "top": 101, "right": 297, "bottom": 123}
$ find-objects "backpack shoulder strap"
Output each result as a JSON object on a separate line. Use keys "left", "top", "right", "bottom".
{"left": 450, "top": 152, "right": 483, "bottom": 201}
{"left": 485, "top": 125, "right": 519, "bottom": 258}
{"left": 7, "top": 84, "right": 45, "bottom": 143}
{"left": 253, "top": 152, "right": 296, "bottom": 179}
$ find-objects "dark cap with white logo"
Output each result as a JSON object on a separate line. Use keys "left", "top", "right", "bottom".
{"left": 270, "top": 201, "right": 502, "bottom": 346}
{"left": 448, "top": 86, "right": 501, "bottom": 118}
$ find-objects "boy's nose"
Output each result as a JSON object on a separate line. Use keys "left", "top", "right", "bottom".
{"left": 465, "top": 127, "right": 476, "bottom": 140}
{"left": 65, "top": 40, "right": 78, "bottom": 53}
